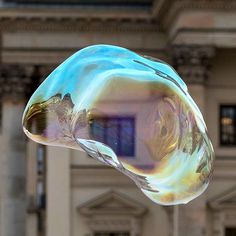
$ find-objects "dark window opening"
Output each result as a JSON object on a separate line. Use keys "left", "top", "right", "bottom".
{"left": 36, "top": 144, "right": 46, "bottom": 236}
{"left": 36, "top": 145, "right": 46, "bottom": 209}
{"left": 225, "top": 227, "right": 236, "bottom": 236}
{"left": 37, "top": 144, "right": 46, "bottom": 175}
{"left": 37, "top": 210, "right": 46, "bottom": 234}
{"left": 90, "top": 116, "right": 135, "bottom": 157}
{"left": 26, "top": 65, "right": 42, "bottom": 102}
{"left": 36, "top": 181, "right": 46, "bottom": 209}
{"left": 220, "top": 105, "right": 236, "bottom": 146}
{"left": 94, "top": 232, "right": 130, "bottom": 236}
{"left": 0, "top": 102, "right": 2, "bottom": 133}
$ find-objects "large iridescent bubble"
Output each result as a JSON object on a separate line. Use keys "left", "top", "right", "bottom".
{"left": 22, "top": 45, "right": 214, "bottom": 205}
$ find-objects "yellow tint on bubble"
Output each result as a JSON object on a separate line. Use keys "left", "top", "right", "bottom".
{"left": 22, "top": 45, "right": 214, "bottom": 205}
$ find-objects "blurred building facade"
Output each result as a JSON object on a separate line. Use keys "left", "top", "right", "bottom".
{"left": 0, "top": 0, "right": 236, "bottom": 236}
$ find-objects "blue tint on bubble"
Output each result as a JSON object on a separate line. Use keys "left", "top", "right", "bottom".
{"left": 22, "top": 45, "right": 214, "bottom": 205}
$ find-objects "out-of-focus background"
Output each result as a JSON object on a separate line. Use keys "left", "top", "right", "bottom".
{"left": 0, "top": 0, "right": 236, "bottom": 236}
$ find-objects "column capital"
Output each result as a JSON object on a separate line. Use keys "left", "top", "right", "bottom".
{"left": 173, "top": 45, "right": 215, "bottom": 84}
{"left": 0, "top": 64, "right": 31, "bottom": 102}
{"left": 0, "top": 64, "right": 54, "bottom": 102}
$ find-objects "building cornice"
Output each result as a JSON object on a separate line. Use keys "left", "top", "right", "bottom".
{"left": 0, "top": 1, "right": 235, "bottom": 32}
{"left": 209, "top": 186, "right": 236, "bottom": 210}
{"left": 152, "top": 0, "right": 236, "bottom": 29}
{"left": 0, "top": 17, "right": 159, "bottom": 32}
{"left": 0, "top": 6, "right": 161, "bottom": 32}
{"left": 0, "top": 6, "right": 151, "bottom": 20}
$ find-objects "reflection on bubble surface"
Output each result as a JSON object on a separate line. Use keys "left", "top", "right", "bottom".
{"left": 22, "top": 45, "right": 214, "bottom": 205}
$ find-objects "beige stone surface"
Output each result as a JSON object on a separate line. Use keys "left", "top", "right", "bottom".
{"left": 0, "top": 1, "right": 235, "bottom": 236}
{"left": 47, "top": 147, "right": 71, "bottom": 236}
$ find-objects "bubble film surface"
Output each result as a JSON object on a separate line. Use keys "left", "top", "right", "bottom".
{"left": 22, "top": 45, "right": 214, "bottom": 205}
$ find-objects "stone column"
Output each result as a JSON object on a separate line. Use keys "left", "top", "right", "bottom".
{"left": 46, "top": 147, "right": 71, "bottom": 236}
{"left": 172, "top": 46, "right": 215, "bottom": 236}
{"left": 165, "top": 206, "right": 174, "bottom": 236}
{"left": 0, "top": 64, "right": 32, "bottom": 236}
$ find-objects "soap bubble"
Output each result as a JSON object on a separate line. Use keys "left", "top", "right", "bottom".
{"left": 22, "top": 45, "right": 214, "bottom": 205}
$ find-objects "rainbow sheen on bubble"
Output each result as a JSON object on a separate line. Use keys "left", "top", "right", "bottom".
{"left": 22, "top": 45, "right": 214, "bottom": 205}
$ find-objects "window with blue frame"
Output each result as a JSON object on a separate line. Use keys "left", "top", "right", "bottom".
{"left": 90, "top": 116, "right": 135, "bottom": 157}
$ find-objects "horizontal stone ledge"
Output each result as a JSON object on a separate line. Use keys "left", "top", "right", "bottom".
{"left": 171, "top": 29, "right": 236, "bottom": 47}
{"left": 0, "top": 7, "right": 152, "bottom": 21}
{"left": 71, "top": 167, "right": 135, "bottom": 188}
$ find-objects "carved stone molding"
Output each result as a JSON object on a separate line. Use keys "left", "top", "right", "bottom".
{"left": 209, "top": 187, "right": 236, "bottom": 236}
{"left": 209, "top": 186, "right": 236, "bottom": 210}
{"left": 210, "top": 210, "right": 236, "bottom": 236}
{"left": 0, "top": 64, "right": 55, "bottom": 101}
{"left": 173, "top": 45, "right": 215, "bottom": 84}
{"left": 78, "top": 191, "right": 147, "bottom": 236}
{"left": 153, "top": 0, "right": 236, "bottom": 29}
{"left": 0, "top": 6, "right": 151, "bottom": 22}
{"left": 0, "top": 18, "right": 159, "bottom": 32}
{"left": 0, "top": 64, "right": 31, "bottom": 101}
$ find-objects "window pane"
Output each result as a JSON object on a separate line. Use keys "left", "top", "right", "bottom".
{"left": 106, "top": 119, "right": 119, "bottom": 154}
{"left": 91, "top": 119, "right": 105, "bottom": 142}
{"left": 90, "top": 116, "right": 135, "bottom": 157}
{"left": 37, "top": 145, "right": 45, "bottom": 175}
{"left": 120, "top": 118, "right": 135, "bottom": 156}
{"left": 36, "top": 180, "right": 46, "bottom": 209}
{"left": 220, "top": 105, "right": 236, "bottom": 145}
